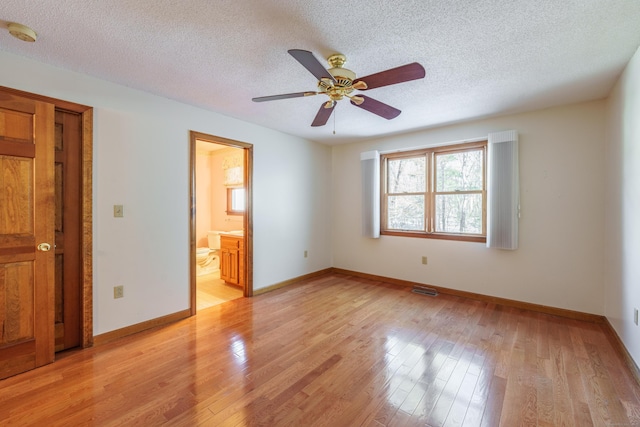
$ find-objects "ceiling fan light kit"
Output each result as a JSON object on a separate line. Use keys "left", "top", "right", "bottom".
{"left": 252, "top": 49, "right": 425, "bottom": 127}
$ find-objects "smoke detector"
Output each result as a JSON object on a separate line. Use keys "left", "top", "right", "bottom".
{"left": 8, "top": 23, "right": 37, "bottom": 42}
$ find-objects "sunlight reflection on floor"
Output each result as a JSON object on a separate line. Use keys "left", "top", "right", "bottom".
{"left": 383, "top": 332, "right": 487, "bottom": 423}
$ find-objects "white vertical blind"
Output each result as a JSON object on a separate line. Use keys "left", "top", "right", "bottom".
{"left": 361, "top": 150, "right": 380, "bottom": 238}
{"left": 487, "top": 130, "right": 519, "bottom": 249}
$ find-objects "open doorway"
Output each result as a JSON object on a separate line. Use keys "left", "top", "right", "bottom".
{"left": 189, "top": 131, "right": 253, "bottom": 314}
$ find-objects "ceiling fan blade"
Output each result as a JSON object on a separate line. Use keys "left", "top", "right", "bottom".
{"left": 288, "top": 49, "right": 336, "bottom": 83}
{"left": 311, "top": 102, "right": 335, "bottom": 127}
{"left": 351, "top": 95, "right": 401, "bottom": 120}
{"left": 354, "top": 63, "right": 425, "bottom": 90}
{"left": 252, "top": 91, "right": 317, "bottom": 102}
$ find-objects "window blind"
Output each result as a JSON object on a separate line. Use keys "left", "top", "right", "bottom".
{"left": 487, "top": 130, "right": 519, "bottom": 250}
{"left": 361, "top": 150, "right": 380, "bottom": 238}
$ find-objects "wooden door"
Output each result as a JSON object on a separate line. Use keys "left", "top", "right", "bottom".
{"left": 54, "top": 110, "right": 82, "bottom": 351}
{"left": 0, "top": 94, "right": 55, "bottom": 379}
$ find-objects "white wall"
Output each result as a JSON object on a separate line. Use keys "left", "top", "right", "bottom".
{"left": 332, "top": 101, "right": 606, "bottom": 314}
{"left": 0, "top": 50, "right": 333, "bottom": 335}
{"left": 605, "top": 46, "right": 640, "bottom": 364}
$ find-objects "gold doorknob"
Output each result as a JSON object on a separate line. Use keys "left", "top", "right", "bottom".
{"left": 37, "top": 243, "right": 51, "bottom": 252}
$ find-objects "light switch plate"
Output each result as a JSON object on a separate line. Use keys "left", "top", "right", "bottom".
{"left": 114, "top": 205, "right": 124, "bottom": 218}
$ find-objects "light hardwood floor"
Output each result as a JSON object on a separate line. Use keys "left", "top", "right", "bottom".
{"left": 197, "top": 272, "right": 243, "bottom": 311}
{"left": 1, "top": 273, "right": 639, "bottom": 426}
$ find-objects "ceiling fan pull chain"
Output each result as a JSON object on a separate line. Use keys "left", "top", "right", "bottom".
{"left": 333, "top": 106, "right": 336, "bottom": 135}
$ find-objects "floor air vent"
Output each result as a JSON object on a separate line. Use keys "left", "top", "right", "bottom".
{"left": 411, "top": 286, "right": 438, "bottom": 296}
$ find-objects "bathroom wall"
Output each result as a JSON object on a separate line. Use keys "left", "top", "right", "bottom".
{"left": 0, "top": 49, "right": 334, "bottom": 335}
{"left": 195, "top": 145, "right": 243, "bottom": 247}
{"left": 210, "top": 148, "right": 244, "bottom": 233}
{"left": 195, "top": 147, "right": 214, "bottom": 247}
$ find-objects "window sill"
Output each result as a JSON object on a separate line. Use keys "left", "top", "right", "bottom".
{"left": 381, "top": 230, "right": 486, "bottom": 243}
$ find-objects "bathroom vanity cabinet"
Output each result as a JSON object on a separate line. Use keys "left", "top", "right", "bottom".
{"left": 220, "top": 235, "right": 244, "bottom": 288}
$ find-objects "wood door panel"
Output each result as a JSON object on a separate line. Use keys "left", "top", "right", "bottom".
{"left": 0, "top": 141, "right": 35, "bottom": 158}
{"left": 229, "top": 248, "right": 239, "bottom": 284}
{"left": 0, "top": 234, "right": 35, "bottom": 249}
{"left": 0, "top": 94, "right": 54, "bottom": 379}
{"left": 0, "top": 252, "right": 34, "bottom": 264}
{"left": 54, "top": 122, "right": 63, "bottom": 151}
{"left": 0, "top": 261, "right": 34, "bottom": 344}
{"left": 54, "top": 163, "right": 63, "bottom": 232}
{"left": 0, "top": 108, "right": 34, "bottom": 144}
{"left": 220, "top": 249, "right": 231, "bottom": 282}
{"left": 1, "top": 156, "right": 34, "bottom": 234}
{"left": 0, "top": 340, "right": 35, "bottom": 379}
{"left": 55, "top": 254, "right": 63, "bottom": 324}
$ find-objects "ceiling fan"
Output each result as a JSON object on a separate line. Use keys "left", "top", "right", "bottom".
{"left": 252, "top": 49, "right": 426, "bottom": 127}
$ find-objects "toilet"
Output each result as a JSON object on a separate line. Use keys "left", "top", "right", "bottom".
{"left": 195, "top": 231, "right": 222, "bottom": 276}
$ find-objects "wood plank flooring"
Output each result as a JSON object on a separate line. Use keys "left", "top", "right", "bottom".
{"left": 1, "top": 273, "right": 639, "bottom": 426}
{"left": 196, "top": 273, "right": 243, "bottom": 311}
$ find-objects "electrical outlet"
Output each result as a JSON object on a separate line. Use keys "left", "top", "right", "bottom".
{"left": 421, "top": 256, "right": 428, "bottom": 265}
{"left": 304, "top": 250, "right": 308, "bottom": 258}
{"left": 114, "top": 285, "right": 124, "bottom": 299}
{"left": 114, "top": 205, "right": 124, "bottom": 218}
{"left": 635, "top": 308, "right": 638, "bottom": 326}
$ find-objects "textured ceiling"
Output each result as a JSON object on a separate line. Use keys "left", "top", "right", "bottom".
{"left": 1, "top": 0, "right": 640, "bottom": 145}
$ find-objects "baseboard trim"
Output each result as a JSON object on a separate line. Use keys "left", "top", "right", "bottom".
{"left": 602, "top": 319, "right": 640, "bottom": 387}
{"left": 330, "top": 268, "right": 605, "bottom": 324}
{"left": 253, "top": 268, "right": 333, "bottom": 296}
{"left": 93, "top": 309, "right": 191, "bottom": 347}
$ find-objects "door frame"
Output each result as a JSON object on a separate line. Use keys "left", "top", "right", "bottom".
{"left": 189, "top": 131, "right": 253, "bottom": 315}
{"left": 1, "top": 86, "right": 94, "bottom": 348}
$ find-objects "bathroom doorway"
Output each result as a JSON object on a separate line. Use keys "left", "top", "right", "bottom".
{"left": 189, "top": 131, "right": 253, "bottom": 314}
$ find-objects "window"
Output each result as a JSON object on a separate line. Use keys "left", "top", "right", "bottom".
{"left": 381, "top": 141, "right": 487, "bottom": 242}
{"left": 226, "top": 187, "right": 245, "bottom": 215}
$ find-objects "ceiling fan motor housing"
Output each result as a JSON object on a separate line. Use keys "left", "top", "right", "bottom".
{"left": 320, "top": 54, "right": 357, "bottom": 101}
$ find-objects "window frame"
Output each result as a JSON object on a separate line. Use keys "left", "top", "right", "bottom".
{"left": 226, "top": 187, "right": 245, "bottom": 216}
{"left": 380, "top": 140, "right": 487, "bottom": 243}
